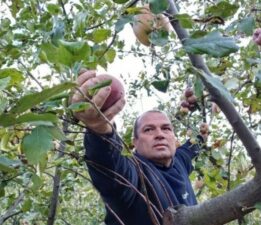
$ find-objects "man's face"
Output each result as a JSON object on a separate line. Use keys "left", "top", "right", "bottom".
{"left": 133, "top": 112, "right": 177, "bottom": 167}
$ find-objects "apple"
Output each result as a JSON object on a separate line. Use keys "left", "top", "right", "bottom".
{"left": 194, "top": 179, "right": 204, "bottom": 190}
{"left": 200, "top": 122, "right": 209, "bottom": 135}
{"left": 96, "top": 74, "right": 125, "bottom": 111}
{"left": 211, "top": 102, "right": 221, "bottom": 114}
{"left": 180, "top": 106, "right": 189, "bottom": 114}
{"left": 181, "top": 100, "right": 190, "bottom": 108}
{"left": 132, "top": 4, "right": 172, "bottom": 46}
{"left": 253, "top": 28, "right": 261, "bottom": 46}
{"left": 187, "top": 95, "right": 197, "bottom": 104}
{"left": 184, "top": 87, "right": 194, "bottom": 98}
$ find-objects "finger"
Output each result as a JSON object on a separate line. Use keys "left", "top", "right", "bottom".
{"left": 77, "top": 70, "right": 96, "bottom": 86}
{"left": 103, "top": 96, "right": 126, "bottom": 121}
{"left": 91, "top": 86, "right": 112, "bottom": 109}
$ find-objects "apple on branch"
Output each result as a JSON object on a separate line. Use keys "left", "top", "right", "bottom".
{"left": 97, "top": 74, "right": 125, "bottom": 111}
{"left": 132, "top": 4, "right": 173, "bottom": 46}
{"left": 253, "top": 28, "right": 261, "bottom": 46}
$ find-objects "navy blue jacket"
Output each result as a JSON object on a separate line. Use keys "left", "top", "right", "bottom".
{"left": 84, "top": 131, "right": 201, "bottom": 225}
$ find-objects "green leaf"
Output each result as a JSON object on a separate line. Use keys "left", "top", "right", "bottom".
{"left": 115, "top": 15, "right": 133, "bottom": 32}
{"left": 59, "top": 40, "right": 90, "bottom": 57}
{"left": 92, "top": 29, "right": 111, "bottom": 43}
{"left": 184, "top": 31, "right": 239, "bottom": 58}
{"left": 255, "top": 202, "right": 261, "bottom": 211}
{"left": 31, "top": 174, "right": 43, "bottom": 191}
{"left": 22, "top": 126, "right": 54, "bottom": 164}
{"left": 112, "top": 0, "right": 129, "bottom": 4}
{"left": 224, "top": 78, "right": 239, "bottom": 90}
{"left": 193, "top": 68, "right": 234, "bottom": 103}
{"left": 0, "top": 95, "right": 8, "bottom": 114}
{"left": 41, "top": 41, "right": 91, "bottom": 66}
{"left": 47, "top": 3, "right": 61, "bottom": 15}
{"left": 148, "top": 0, "right": 169, "bottom": 14}
{"left": 10, "top": 82, "right": 76, "bottom": 114}
{"left": 105, "top": 48, "right": 116, "bottom": 63}
{"left": 50, "top": 17, "right": 65, "bottom": 46}
{"left": 0, "top": 156, "right": 21, "bottom": 173}
{"left": 151, "top": 80, "right": 169, "bottom": 93}
{"left": 88, "top": 79, "right": 112, "bottom": 96}
{"left": 194, "top": 77, "right": 204, "bottom": 99}
{"left": 254, "top": 70, "right": 261, "bottom": 90}
{"left": 48, "top": 126, "right": 67, "bottom": 141}
{"left": 73, "top": 11, "right": 88, "bottom": 35}
{"left": 41, "top": 43, "right": 74, "bottom": 66}
{"left": 206, "top": 1, "right": 239, "bottom": 18}
{"left": 0, "top": 68, "right": 24, "bottom": 88}
{"left": 175, "top": 14, "right": 193, "bottom": 29}
{"left": 237, "top": 16, "right": 255, "bottom": 36}
{"left": 0, "top": 113, "right": 58, "bottom": 127}
{"left": 0, "top": 77, "right": 11, "bottom": 91}
{"left": 0, "top": 186, "right": 5, "bottom": 197}
{"left": 0, "top": 114, "right": 16, "bottom": 127}
{"left": 22, "top": 199, "right": 32, "bottom": 212}
{"left": 68, "top": 102, "right": 91, "bottom": 112}
{"left": 149, "top": 30, "right": 169, "bottom": 46}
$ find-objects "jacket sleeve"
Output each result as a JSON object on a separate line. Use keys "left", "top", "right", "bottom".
{"left": 84, "top": 130, "right": 139, "bottom": 204}
{"left": 175, "top": 136, "right": 203, "bottom": 174}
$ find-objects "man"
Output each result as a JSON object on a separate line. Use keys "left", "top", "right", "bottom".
{"left": 71, "top": 70, "right": 205, "bottom": 225}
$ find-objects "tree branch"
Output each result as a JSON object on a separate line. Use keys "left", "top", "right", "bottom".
{"left": 47, "top": 121, "right": 68, "bottom": 225}
{"left": 163, "top": 176, "right": 261, "bottom": 225}
{"left": 0, "top": 192, "right": 24, "bottom": 224}
{"left": 166, "top": 0, "right": 261, "bottom": 172}
{"left": 162, "top": 0, "right": 261, "bottom": 224}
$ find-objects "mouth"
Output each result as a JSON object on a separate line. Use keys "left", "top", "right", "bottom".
{"left": 153, "top": 143, "right": 168, "bottom": 149}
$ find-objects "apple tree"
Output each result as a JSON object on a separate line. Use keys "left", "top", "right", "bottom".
{"left": 0, "top": 0, "right": 260, "bottom": 224}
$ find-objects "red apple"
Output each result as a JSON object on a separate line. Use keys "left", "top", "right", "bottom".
{"left": 200, "top": 122, "right": 209, "bottom": 135}
{"left": 97, "top": 74, "right": 125, "bottom": 111}
{"left": 184, "top": 87, "right": 194, "bottom": 98}
{"left": 187, "top": 95, "right": 197, "bottom": 104}
{"left": 253, "top": 28, "right": 261, "bottom": 46}
{"left": 132, "top": 4, "right": 173, "bottom": 46}
{"left": 181, "top": 100, "right": 190, "bottom": 108}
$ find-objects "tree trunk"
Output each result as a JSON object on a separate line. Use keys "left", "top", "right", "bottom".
{"left": 163, "top": 0, "right": 261, "bottom": 224}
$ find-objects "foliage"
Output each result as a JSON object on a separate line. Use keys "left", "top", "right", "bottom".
{"left": 0, "top": 0, "right": 260, "bottom": 224}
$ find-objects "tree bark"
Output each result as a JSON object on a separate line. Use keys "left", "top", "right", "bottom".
{"left": 163, "top": 0, "right": 261, "bottom": 224}
{"left": 47, "top": 121, "right": 68, "bottom": 225}
{"left": 0, "top": 192, "right": 24, "bottom": 224}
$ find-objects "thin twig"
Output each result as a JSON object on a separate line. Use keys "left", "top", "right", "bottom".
{"left": 18, "top": 60, "right": 44, "bottom": 90}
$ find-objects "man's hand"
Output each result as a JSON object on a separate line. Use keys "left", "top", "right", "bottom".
{"left": 70, "top": 70, "right": 126, "bottom": 134}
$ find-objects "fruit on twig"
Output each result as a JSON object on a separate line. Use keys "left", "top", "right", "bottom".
{"left": 179, "top": 87, "right": 198, "bottom": 113}
{"left": 132, "top": 4, "right": 172, "bottom": 46}
{"left": 211, "top": 102, "right": 221, "bottom": 114}
{"left": 187, "top": 95, "right": 197, "bottom": 104}
{"left": 253, "top": 28, "right": 261, "bottom": 46}
{"left": 181, "top": 100, "right": 190, "bottom": 108}
{"left": 200, "top": 122, "right": 209, "bottom": 135}
{"left": 194, "top": 179, "right": 204, "bottom": 190}
{"left": 180, "top": 106, "right": 189, "bottom": 114}
{"left": 96, "top": 74, "right": 125, "bottom": 111}
{"left": 184, "top": 87, "right": 194, "bottom": 98}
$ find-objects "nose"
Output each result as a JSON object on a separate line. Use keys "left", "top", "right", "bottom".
{"left": 154, "top": 128, "right": 165, "bottom": 139}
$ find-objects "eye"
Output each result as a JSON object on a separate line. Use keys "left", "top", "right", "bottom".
{"left": 144, "top": 127, "right": 153, "bottom": 133}
{"left": 163, "top": 126, "right": 172, "bottom": 131}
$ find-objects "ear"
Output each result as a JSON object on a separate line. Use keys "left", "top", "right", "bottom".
{"left": 132, "top": 138, "right": 138, "bottom": 148}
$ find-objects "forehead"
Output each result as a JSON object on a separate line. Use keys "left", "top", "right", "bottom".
{"left": 138, "top": 112, "right": 172, "bottom": 127}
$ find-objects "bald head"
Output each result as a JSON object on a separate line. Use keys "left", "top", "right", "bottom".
{"left": 133, "top": 110, "right": 170, "bottom": 139}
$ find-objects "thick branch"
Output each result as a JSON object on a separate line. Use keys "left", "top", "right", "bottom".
{"left": 0, "top": 192, "right": 24, "bottom": 224}
{"left": 163, "top": 176, "right": 261, "bottom": 225}
{"left": 47, "top": 121, "right": 68, "bottom": 225}
{"left": 166, "top": 0, "right": 261, "bottom": 172}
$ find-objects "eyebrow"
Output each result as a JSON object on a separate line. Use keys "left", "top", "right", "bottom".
{"left": 142, "top": 123, "right": 173, "bottom": 128}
